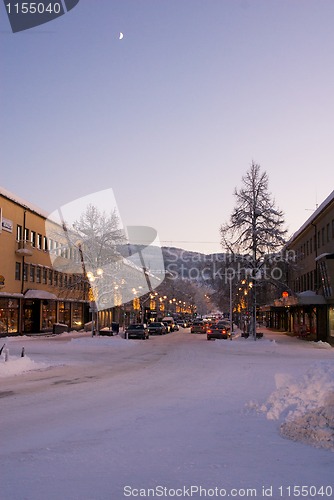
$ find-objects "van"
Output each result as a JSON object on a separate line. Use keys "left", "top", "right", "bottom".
{"left": 162, "top": 316, "right": 176, "bottom": 332}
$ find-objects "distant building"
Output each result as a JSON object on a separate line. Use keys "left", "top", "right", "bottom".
{"left": 0, "top": 187, "right": 89, "bottom": 335}
{"left": 264, "top": 190, "right": 334, "bottom": 342}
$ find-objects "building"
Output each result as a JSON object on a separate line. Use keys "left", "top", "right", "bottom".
{"left": 264, "top": 190, "right": 334, "bottom": 342}
{"left": 0, "top": 187, "right": 89, "bottom": 335}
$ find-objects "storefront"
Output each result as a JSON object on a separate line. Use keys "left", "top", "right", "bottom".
{"left": 0, "top": 296, "right": 20, "bottom": 335}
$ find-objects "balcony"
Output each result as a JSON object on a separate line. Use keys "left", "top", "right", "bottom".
{"left": 15, "top": 240, "right": 33, "bottom": 257}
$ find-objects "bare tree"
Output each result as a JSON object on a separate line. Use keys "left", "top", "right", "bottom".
{"left": 220, "top": 161, "right": 288, "bottom": 338}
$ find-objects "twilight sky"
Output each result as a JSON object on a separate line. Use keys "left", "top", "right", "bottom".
{"left": 1, "top": 0, "right": 334, "bottom": 254}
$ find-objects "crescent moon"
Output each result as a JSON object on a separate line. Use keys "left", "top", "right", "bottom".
{"left": 119, "top": 32, "right": 124, "bottom": 40}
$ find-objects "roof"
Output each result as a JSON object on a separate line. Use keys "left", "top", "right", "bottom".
{"left": 287, "top": 190, "right": 334, "bottom": 245}
{"left": 0, "top": 185, "right": 49, "bottom": 219}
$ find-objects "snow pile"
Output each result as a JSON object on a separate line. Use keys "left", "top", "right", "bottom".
{"left": 260, "top": 363, "right": 334, "bottom": 450}
{"left": 0, "top": 355, "right": 48, "bottom": 377}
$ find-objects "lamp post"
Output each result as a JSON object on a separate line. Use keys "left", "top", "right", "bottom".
{"left": 86, "top": 267, "right": 103, "bottom": 336}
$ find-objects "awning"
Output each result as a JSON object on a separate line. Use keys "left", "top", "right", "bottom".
{"left": 24, "top": 289, "right": 58, "bottom": 300}
{"left": 273, "top": 291, "right": 326, "bottom": 307}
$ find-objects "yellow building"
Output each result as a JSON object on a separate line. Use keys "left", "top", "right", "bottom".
{"left": 0, "top": 187, "right": 89, "bottom": 335}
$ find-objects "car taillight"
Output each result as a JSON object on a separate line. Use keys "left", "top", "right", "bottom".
{"left": 207, "top": 329, "right": 212, "bottom": 333}
{"left": 222, "top": 329, "right": 226, "bottom": 333}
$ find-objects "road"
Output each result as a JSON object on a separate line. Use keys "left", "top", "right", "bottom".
{"left": 1, "top": 329, "right": 334, "bottom": 500}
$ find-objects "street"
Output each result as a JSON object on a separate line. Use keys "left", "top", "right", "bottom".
{"left": 1, "top": 329, "right": 334, "bottom": 500}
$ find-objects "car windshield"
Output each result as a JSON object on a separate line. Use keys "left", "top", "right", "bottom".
{"left": 128, "top": 324, "right": 144, "bottom": 329}
{"left": 149, "top": 323, "right": 162, "bottom": 327}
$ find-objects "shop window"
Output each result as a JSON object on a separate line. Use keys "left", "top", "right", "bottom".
{"left": 0, "top": 298, "right": 19, "bottom": 334}
{"left": 15, "top": 262, "right": 21, "bottom": 280}
{"left": 329, "top": 307, "right": 334, "bottom": 338}
{"left": 41, "top": 300, "right": 56, "bottom": 331}
{"left": 72, "top": 303, "right": 83, "bottom": 329}
{"left": 58, "top": 301, "right": 71, "bottom": 325}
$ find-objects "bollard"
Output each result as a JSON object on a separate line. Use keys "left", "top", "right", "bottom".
{"left": 4, "top": 347, "right": 9, "bottom": 362}
{"left": 21, "top": 347, "right": 25, "bottom": 357}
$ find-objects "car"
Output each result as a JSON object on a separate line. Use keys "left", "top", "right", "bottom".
{"left": 173, "top": 323, "right": 180, "bottom": 331}
{"left": 147, "top": 322, "right": 167, "bottom": 335}
{"left": 177, "top": 320, "right": 187, "bottom": 328}
{"left": 162, "top": 321, "right": 171, "bottom": 333}
{"left": 190, "top": 320, "right": 206, "bottom": 334}
{"left": 125, "top": 323, "right": 149, "bottom": 340}
{"left": 162, "top": 316, "right": 176, "bottom": 332}
{"left": 207, "top": 321, "right": 231, "bottom": 340}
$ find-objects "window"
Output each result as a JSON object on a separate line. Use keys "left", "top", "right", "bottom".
{"left": 322, "top": 227, "right": 325, "bottom": 246}
{"left": 310, "top": 237, "right": 313, "bottom": 254}
{"left": 43, "top": 268, "right": 47, "bottom": 284}
{"left": 327, "top": 223, "right": 330, "bottom": 243}
{"left": 318, "top": 231, "right": 321, "bottom": 248}
{"left": 15, "top": 262, "right": 21, "bottom": 280}
{"left": 37, "top": 234, "right": 42, "bottom": 249}
{"left": 36, "top": 267, "right": 41, "bottom": 283}
{"left": 23, "top": 263, "right": 28, "bottom": 281}
{"left": 30, "top": 265, "right": 35, "bottom": 282}
{"left": 30, "top": 231, "right": 36, "bottom": 247}
{"left": 16, "top": 225, "right": 22, "bottom": 241}
{"left": 48, "top": 269, "right": 53, "bottom": 285}
{"left": 24, "top": 227, "right": 29, "bottom": 242}
{"left": 43, "top": 236, "right": 48, "bottom": 251}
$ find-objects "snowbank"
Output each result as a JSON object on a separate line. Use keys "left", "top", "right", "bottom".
{"left": 257, "top": 362, "right": 334, "bottom": 450}
{"left": 0, "top": 355, "right": 48, "bottom": 377}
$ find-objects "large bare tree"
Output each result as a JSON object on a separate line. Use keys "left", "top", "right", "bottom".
{"left": 220, "top": 161, "right": 288, "bottom": 337}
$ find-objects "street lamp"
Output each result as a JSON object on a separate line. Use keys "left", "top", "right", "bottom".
{"left": 87, "top": 267, "right": 104, "bottom": 336}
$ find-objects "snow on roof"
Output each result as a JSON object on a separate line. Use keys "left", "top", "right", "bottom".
{"left": 0, "top": 185, "right": 49, "bottom": 219}
{"left": 287, "top": 189, "right": 334, "bottom": 245}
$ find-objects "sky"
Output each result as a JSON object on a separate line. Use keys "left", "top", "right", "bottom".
{"left": 1, "top": 328, "right": 334, "bottom": 499}
{"left": 1, "top": 0, "right": 334, "bottom": 254}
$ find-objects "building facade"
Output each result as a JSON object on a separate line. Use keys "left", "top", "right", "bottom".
{"left": 0, "top": 187, "right": 89, "bottom": 336}
{"left": 265, "top": 190, "right": 334, "bottom": 342}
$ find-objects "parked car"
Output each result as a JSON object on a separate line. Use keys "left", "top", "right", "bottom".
{"left": 125, "top": 323, "right": 149, "bottom": 340}
{"left": 190, "top": 320, "right": 206, "bottom": 334}
{"left": 147, "top": 322, "right": 167, "bottom": 335}
{"left": 173, "top": 323, "right": 180, "bottom": 331}
{"left": 207, "top": 321, "right": 231, "bottom": 340}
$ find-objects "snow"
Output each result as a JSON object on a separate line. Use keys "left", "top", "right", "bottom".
{"left": 1, "top": 328, "right": 334, "bottom": 500}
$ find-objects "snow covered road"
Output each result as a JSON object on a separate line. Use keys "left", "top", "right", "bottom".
{"left": 1, "top": 330, "right": 334, "bottom": 500}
